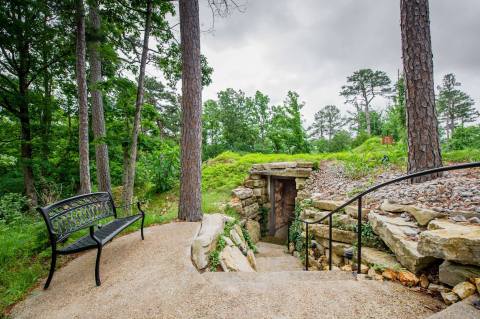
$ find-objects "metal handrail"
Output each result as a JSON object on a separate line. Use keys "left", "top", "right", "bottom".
{"left": 296, "top": 161, "right": 480, "bottom": 272}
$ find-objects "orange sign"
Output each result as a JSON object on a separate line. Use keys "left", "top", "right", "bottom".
{"left": 382, "top": 136, "right": 394, "bottom": 145}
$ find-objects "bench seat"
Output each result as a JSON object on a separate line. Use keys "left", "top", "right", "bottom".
{"left": 38, "top": 192, "right": 146, "bottom": 288}
{"left": 58, "top": 214, "right": 142, "bottom": 254}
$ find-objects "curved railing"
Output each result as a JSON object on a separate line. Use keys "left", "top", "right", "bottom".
{"left": 295, "top": 162, "right": 480, "bottom": 272}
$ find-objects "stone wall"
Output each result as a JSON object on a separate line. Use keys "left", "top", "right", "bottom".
{"left": 229, "top": 162, "right": 313, "bottom": 238}
{"left": 297, "top": 194, "right": 480, "bottom": 305}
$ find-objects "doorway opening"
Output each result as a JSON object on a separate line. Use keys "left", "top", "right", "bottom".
{"left": 268, "top": 177, "right": 297, "bottom": 241}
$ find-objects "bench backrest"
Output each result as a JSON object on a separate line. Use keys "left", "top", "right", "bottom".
{"left": 38, "top": 192, "right": 116, "bottom": 242}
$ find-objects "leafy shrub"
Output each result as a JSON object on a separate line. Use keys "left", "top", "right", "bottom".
{"left": 0, "top": 193, "right": 28, "bottom": 225}
{"left": 446, "top": 126, "right": 480, "bottom": 150}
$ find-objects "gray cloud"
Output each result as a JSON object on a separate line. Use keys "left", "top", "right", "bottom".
{"left": 199, "top": 0, "right": 480, "bottom": 125}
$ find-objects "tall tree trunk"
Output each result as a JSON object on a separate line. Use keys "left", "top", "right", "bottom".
{"left": 178, "top": 0, "right": 203, "bottom": 221}
{"left": 88, "top": 0, "right": 111, "bottom": 193}
{"left": 76, "top": 0, "right": 91, "bottom": 194}
{"left": 401, "top": 0, "right": 442, "bottom": 183}
{"left": 40, "top": 12, "right": 52, "bottom": 178}
{"left": 19, "top": 81, "right": 37, "bottom": 207}
{"left": 365, "top": 102, "right": 371, "bottom": 135}
{"left": 122, "top": 0, "right": 153, "bottom": 205}
{"left": 17, "top": 15, "right": 37, "bottom": 206}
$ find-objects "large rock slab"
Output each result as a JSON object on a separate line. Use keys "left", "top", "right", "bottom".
{"left": 311, "top": 199, "right": 344, "bottom": 211}
{"left": 361, "top": 247, "right": 401, "bottom": 270}
{"left": 418, "top": 220, "right": 480, "bottom": 266}
{"left": 380, "top": 200, "right": 444, "bottom": 226}
{"left": 245, "top": 220, "right": 261, "bottom": 243}
{"left": 220, "top": 245, "right": 255, "bottom": 272}
{"left": 232, "top": 187, "right": 253, "bottom": 200}
{"left": 369, "top": 212, "right": 436, "bottom": 273}
{"left": 308, "top": 224, "right": 357, "bottom": 244}
{"left": 191, "top": 214, "right": 231, "bottom": 270}
{"left": 439, "top": 260, "right": 480, "bottom": 287}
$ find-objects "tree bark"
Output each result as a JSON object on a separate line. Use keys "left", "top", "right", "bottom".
{"left": 400, "top": 0, "right": 442, "bottom": 183}
{"left": 178, "top": 0, "right": 203, "bottom": 221}
{"left": 76, "top": 0, "right": 92, "bottom": 194}
{"left": 17, "top": 12, "right": 37, "bottom": 206}
{"left": 88, "top": 0, "right": 111, "bottom": 193}
{"left": 19, "top": 80, "right": 37, "bottom": 207}
{"left": 122, "top": 0, "right": 153, "bottom": 205}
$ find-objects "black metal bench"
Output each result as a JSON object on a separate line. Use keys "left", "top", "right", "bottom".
{"left": 37, "top": 192, "right": 145, "bottom": 289}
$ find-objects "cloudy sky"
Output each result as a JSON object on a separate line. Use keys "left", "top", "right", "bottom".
{"left": 193, "top": 0, "right": 480, "bottom": 125}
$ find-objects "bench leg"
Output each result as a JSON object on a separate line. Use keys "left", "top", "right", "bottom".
{"left": 95, "top": 246, "right": 102, "bottom": 286}
{"left": 141, "top": 215, "right": 145, "bottom": 240}
{"left": 44, "top": 250, "right": 57, "bottom": 289}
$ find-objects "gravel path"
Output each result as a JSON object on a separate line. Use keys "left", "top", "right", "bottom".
{"left": 11, "top": 222, "right": 444, "bottom": 319}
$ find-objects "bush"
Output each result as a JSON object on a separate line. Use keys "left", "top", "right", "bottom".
{"left": 446, "top": 126, "right": 480, "bottom": 150}
{"left": 0, "top": 193, "right": 28, "bottom": 225}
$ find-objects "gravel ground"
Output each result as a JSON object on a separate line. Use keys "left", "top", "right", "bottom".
{"left": 11, "top": 222, "right": 444, "bottom": 319}
{"left": 305, "top": 162, "right": 480, "bottom": 213}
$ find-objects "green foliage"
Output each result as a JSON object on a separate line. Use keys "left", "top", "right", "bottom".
{"left": 289, "top": 203, "right": 307, "bottom": 255}
{"left": 242, "top": 227, "right": 257, "bottom": 253}
{"left": 259, "top": 206, "right": 269, "bottom": 236}
{"left": 354, "top": 221, "right": 388, "bottom": 251}
{"left": 436, "top": 73, "right": 478, "bottom": 138}
{"left": 446, "top": 126, "right": 480, "bottom": 151}
{"left": 209, "top": 220, "right": 237, "bottom": 271}
{"left": 0, "top": 193, "right": 28, "bottom": 225}
{"left": 382, "top": 77, "right": 406, "bottom": 141}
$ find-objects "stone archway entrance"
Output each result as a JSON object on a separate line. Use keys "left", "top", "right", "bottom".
{"left": 230, "top": 162, "right": 313, "bottom": 242}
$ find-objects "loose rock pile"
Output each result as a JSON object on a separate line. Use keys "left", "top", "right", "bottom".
{"left": 191, "top": 214, "right": 260, "bottom": 272}
{"left": 305, "top": 163, "right": 480, "bottom": 213}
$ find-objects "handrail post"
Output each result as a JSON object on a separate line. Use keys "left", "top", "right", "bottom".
{"left": 305, "top": 222, "right": 309, "bottom": 271}
{"left": 287, "top": 220, "right": 290, "bottom": 250}
{"left": 357, "top": 196, "right": 362, "bottom": 273}
{"left": 328, "top": 214, "right": 332, "bottom": 270}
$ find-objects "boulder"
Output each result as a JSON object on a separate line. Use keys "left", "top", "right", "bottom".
{"left": 345, "top": 205, "right": 369, "bottom": 220}
{"left": 428, "top": 283, "right": 450, "bottom": 294}
{"left": 246, "top": 249, "right": 257, "bottom": 270}
{"left": 382, "top": 269, "right": 398, "bottom": 281}
{"left": 220, "top": 245, "right": 255, "bottom": 272}
{"left": 441, "top": 291, "right": 460, "bottom": 305}
{"left": 380, "top": 200, "right": 408, "bottom": 213}
{"left": 243, "top": 203, "right": 260, "bottom": 217}
{"left": 379, "top": 200, "right": 443, "bottom": 226}
{"left": 398, "top": 271, "right": 420, "bottom": 287}
{"left": 439, "top": 261, "right": 480, "bottom": 287}
{"left": 301, "top": 209, "right": 329, "bottom": 223}
{"left": 407, "top": 206, "right": 443, "bottom": 226}
{"left": 418, "top": 220, "right": 480, "bottom": 266}
{"left": 232, "top": 187, "right": 253, "bottom": 200}
{"left": 311, "top": 199, "right": 343, "bottom": 211}
{"left": 452, "top": 282, "right": 476, "bottom": 300}
{"left": 474, "top": 278, "right": 480, "bottom": 294}
{"left": 245, "top": 220, "right": 261, "bottom": 243}
{"left": 230, "top": 227, "right": 247, "bottom": 252}
{"left": 420, "top": 274, "right": 430, "bottom": 289}
{"left": 191, "top": 214, "right": 230, "bottom": 270}
{"left": 295, "top": 178, "right": 306, "bottom": 190}
{"left": 308, "top": 224, "right": 357, "bottom": 244}
{"left": 361, "top": 247, "right": 401, "bottom": 270}
{"left": 369, "top": 212, "right": 435, "bottom": 273}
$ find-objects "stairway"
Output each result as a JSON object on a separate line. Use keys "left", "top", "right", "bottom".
{"left": 254, "top": 241, "right": 304, "bottom": 272}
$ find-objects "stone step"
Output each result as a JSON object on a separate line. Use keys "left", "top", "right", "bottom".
{"left": 202, "top": 269, "right": 355, "bottom": 284}
{"left": 256, "top": 256, "right": 304, "bottom": 272}
{"left": 255, "top": 241, "right": 289, "bottom": 257}
{"left": 425, "top": 295, "right": 480, "bottom": 319}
